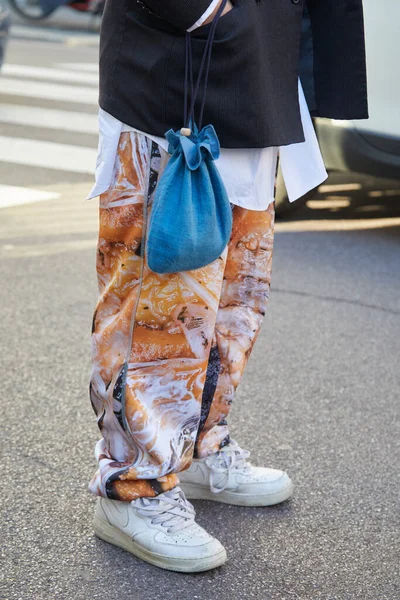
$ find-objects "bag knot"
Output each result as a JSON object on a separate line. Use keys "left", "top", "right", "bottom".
{"left": 165, "top": 124, "right": 221, "bottom": 171}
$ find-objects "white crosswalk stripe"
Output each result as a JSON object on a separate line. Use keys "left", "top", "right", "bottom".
{"left": 0, "top": 61, "right": 100, "bottom": 208}
{"left": 0, "top": 185, "right": 60, "bottom": 209}
{"left": 2, "top": 64, "right": 99, "bottom": 85}
{"left": 0, "top": 136, "right": 97, "bottom": 174}
{"left": 0, "top": 77, "right": 98, "bottom": 104}
{"left": 0, "top": 104, "right": 98, "bottom": 134}
{"left": 58, "top": 63, "right": 99, "bottom": 73}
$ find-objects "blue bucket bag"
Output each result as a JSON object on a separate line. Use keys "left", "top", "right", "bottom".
{"left": 147, "top": 0, "right": 232, "bottom": 274}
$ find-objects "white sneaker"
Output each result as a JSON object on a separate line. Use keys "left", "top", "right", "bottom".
{"left": 179, "top": 440, "right": 294, "bottom": 507}
{"left": 93, "top": 486, "right": 227, "bottom": 572}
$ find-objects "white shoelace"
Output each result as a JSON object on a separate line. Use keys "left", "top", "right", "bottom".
{"left": 204, "top": 440, "right": 252, "bottom": 493}
{"left": 132, "top": 487, "right": 196, "bottom": 533}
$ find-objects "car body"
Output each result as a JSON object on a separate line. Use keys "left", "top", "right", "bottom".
{"left": 276, "top": 0, "right": 400, "bottom": 215}
{"left": 315, "top": 0, "right": 400, "bottom": 183}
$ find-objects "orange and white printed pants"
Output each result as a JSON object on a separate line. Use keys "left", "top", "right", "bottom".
{"left": 89, "top": 132, "right": 275, "bottom": 501}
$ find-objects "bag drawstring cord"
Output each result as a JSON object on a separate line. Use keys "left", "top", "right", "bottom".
{"left": 183, "top": 0, "right": 228, "bottom": 133}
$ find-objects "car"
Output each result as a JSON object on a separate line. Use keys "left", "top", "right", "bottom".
{"left": 275, "top": 0, "right": 400, "bottom": 216}
{"left": 0, "top": 2, "right": 11, "bottom": 71}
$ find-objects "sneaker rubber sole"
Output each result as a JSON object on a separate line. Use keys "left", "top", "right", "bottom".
{"left": 180, "top": 480, "right": 294, "bottom": 507}
{"left": 93, "top": 513, "right": 227, "bottom": 573}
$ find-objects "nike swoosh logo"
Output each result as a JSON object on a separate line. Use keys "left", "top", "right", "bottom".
{"left": 104, "top": 499, "right": 130, "bottom": 528}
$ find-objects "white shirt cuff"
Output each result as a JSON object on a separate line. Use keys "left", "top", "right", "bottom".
{"left": 279, "top": 80, "right": 328, "bottom": 203}
{"left": 187, "top": 0, "right": 221, "bottom": 32}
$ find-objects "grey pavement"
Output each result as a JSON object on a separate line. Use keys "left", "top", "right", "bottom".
{"left": 1, "top": 34, "right": 400, "bottom": 600}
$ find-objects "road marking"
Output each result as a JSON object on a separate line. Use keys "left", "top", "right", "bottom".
{"left": 0, "top": 238, "right": 96, "bottom": 259}
{"left": 0, "top": 136, "right": 96, "bottom": 174}
{"left": 0, "top": 104, "right": 98, "bottom": 134}
{"left": 2, "top": 64, "right": 98, "bottom": 85}
{"left": 10, "top": 25, "right": 100, "bottom": 47}
{"left": 58, "top": 62, "right": 98, "bottom": 73}
{"left": 0, "top": 185, "right": 60, "bottom": 209}
{"left": 0, "top": 78, "right": 98, "bottom": 105}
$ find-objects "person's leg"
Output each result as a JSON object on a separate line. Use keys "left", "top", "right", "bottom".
{"left": 180, "top": 202, "right": 293, "bottom": 505}
{"left": 195, "top": 203, "right": 275, "bottom": 457}
{"left": 89, "top": 132, "right": 228, "bottom": 501}
{"left": 89, "top": 132, "right": 228, "bottom": 571}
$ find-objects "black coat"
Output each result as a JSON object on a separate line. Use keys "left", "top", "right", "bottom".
{"left": 99, "top": 0, "right": 368, "bottom": 148}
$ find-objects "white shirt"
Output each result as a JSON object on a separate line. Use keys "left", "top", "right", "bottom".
{"left": 87, "top": 2, "right": 327, "bottom": 210}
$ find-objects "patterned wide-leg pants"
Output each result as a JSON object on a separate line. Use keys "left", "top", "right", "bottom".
{"left": 89, "top": 132, "right": 275, "bottom": 501}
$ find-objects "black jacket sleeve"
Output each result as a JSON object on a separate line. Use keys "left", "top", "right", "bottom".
{"left": 141, "top": 0, "right": 216, "bottom": 31}
{"left": 304, "top": 0, "right": 368, "bottom": 119}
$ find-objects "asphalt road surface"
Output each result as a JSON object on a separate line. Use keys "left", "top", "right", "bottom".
{"left": 1, "top": 32, "right": 399, "bottom": 600}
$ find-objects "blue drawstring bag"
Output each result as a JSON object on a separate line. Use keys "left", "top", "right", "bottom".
{"left": 147, "top": 0, "right": 232, "bottom": 274}
{"left": 147, "top": 124, "right": 232, "bottom": 274}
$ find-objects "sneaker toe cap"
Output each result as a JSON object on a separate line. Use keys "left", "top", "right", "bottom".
{"left": 237, "top": 468, "right": 293, "bottom": 496}
{"left": 153, "top": 527, "right": 226, "bottom": 560}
